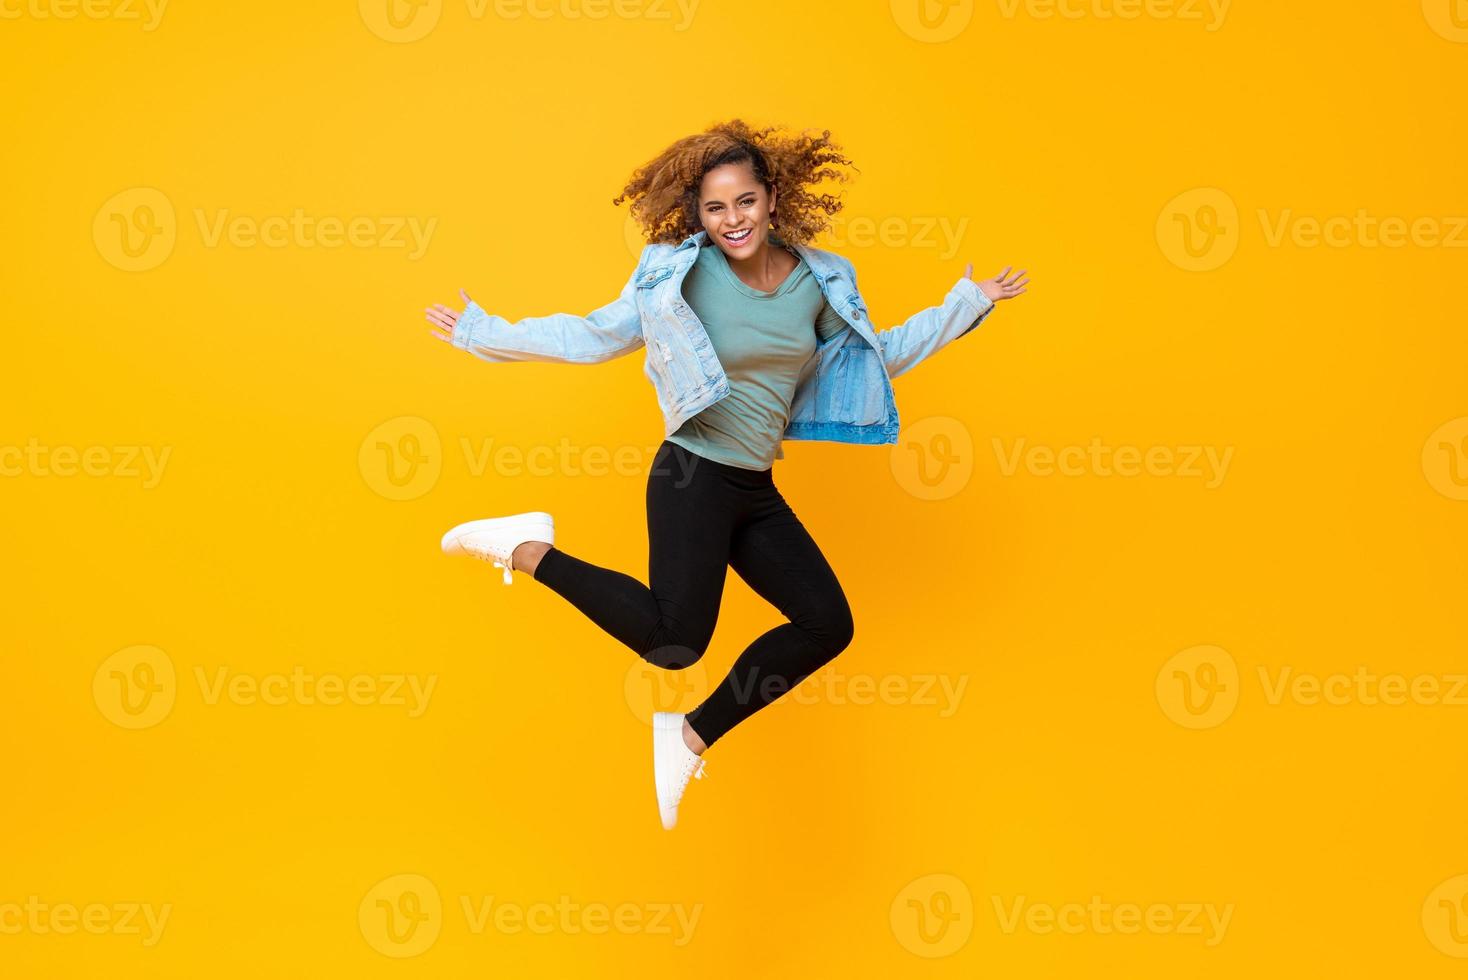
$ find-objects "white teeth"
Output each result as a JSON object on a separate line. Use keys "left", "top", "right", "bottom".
{"left": 725, "top": 229, "right": 751, "bottom": 242}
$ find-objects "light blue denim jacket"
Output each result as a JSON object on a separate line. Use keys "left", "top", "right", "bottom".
{"left": 451, "top": 229, "right": 996, "bottom": 446}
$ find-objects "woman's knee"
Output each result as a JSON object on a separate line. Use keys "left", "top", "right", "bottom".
{"left": 808, "top": 598, "right": 854, "bottom": 658}
{"left": 642, "top": 628, "right": 712, "bottom": 670}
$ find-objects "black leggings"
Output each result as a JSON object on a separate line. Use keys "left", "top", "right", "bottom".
{"left": 533, "top": 440, "right": 854, "bottom": 747}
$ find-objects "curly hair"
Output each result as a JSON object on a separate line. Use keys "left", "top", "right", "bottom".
{"left": 613, "top": 119, "right": 858, "bottom": 247}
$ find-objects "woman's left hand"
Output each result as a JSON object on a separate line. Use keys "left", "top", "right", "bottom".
{"left": 425, "top": 288, "right": 474, "bottom": 343}
{"left": 964, "top": 264, "right": 1029, "bottom": 302}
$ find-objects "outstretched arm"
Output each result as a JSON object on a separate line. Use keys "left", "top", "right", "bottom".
{"left": 424, "top": 264, "right": 645, "bottom": 365}
{"left": 869, "top": 263, "right": 1028, "bottom": 378}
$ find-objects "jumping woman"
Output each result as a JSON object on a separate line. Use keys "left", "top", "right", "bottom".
{"left": 424, "top": 119, "right": 1028, "bottom": 829}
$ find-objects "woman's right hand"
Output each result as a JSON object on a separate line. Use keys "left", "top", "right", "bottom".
{"left": 963, "top": 264, "right": 1029, "bottom": 302}
{"left": 425, "top": 288, "right": 474, "bottom": 343}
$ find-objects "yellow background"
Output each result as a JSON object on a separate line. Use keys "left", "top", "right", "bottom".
{"left": 4, "top": 0, "right": 1467, "bottom": 975}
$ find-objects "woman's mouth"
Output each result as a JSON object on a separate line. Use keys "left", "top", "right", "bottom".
{"left": 722, "top": 228, "right": 753, "bottom": 247}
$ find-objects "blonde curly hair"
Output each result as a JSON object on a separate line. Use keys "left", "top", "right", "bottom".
{"left": 613, "top": 119, "right": 858, "bottom": 247}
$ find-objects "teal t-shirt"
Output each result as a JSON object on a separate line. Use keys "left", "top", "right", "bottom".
{"left": 668, "top": 241, "right": 848, "bottom": 471}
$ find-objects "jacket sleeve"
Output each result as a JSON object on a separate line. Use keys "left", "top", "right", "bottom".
{"left": 856, "top": 260, "right": 996, "bottom": 379}
{"left": 450, "top": 261, "right": 646, "bottom": 365}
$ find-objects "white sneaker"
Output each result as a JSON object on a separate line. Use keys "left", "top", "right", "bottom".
{"left": 653, "top": 711, "right": 707, "bottom": 830}
{"left": 440, "top": 511, "right": 554, "bottom": 585}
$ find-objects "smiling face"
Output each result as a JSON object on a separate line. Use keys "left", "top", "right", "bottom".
{"left": 696, "top": 161, "right": 778, "bottom": 259}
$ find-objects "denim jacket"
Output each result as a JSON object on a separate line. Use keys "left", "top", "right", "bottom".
{"left": 450, "top": 229, "right": 996, "bottom": 446}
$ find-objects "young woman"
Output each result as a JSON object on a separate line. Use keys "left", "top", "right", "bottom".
{"left": 424, "top": 120, "right": 1028, "bottom": 830}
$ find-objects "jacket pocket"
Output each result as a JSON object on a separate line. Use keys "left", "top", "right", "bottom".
{"left": 637, "top": 264, "right": 676, "bottom": 289}
{"left": 818, "top": 346, "right": 886, "bottom": 426}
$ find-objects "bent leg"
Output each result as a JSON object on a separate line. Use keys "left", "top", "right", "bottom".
{"left": 532, "top": 442, "right": 732, "bottom": 669}
{"left": 685, "top": 498, "right": 854, "bottom": 747}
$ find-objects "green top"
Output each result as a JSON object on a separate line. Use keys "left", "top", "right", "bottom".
{"left": 668, "top": 240, "right": 848, "bottom": 470}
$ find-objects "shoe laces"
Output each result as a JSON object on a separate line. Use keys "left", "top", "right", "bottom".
{"left": 462, "top": 542, "right": 513, "bottom": 585}
{"left": 672, "top": 754, "right": 707, "bottom": 805}
{"left": 490, "top": 556, "right": 513, "bottom": 586}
